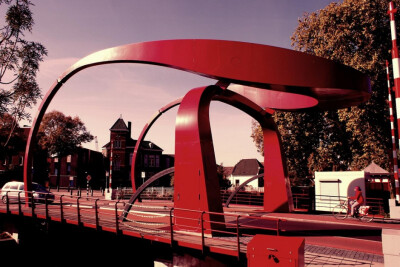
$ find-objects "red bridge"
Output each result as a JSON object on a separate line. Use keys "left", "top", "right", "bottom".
{"left": 3, "top": 39, "right": 376, "bottom": 266}
{"left": 0, "top": 191, "right": 283, "bottom": 259}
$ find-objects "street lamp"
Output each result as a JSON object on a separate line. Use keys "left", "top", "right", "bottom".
{"left": 141, "top": 171, "right": 146, "bottom": 185}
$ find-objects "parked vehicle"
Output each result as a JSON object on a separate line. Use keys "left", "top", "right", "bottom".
{"left": 1, "top": 181, "right": 55, "bottom": 204}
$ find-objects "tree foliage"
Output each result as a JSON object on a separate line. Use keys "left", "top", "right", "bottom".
{"left": 38, "top": 111, "right": 94, "bottom": 157}
{"left": 0, "top": 0, "right": 47, "bottom": 146}
{"left": 251, "top": 0, "right": 395, "bottom": 182}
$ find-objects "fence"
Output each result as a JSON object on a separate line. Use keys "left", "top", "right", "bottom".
{"left": 0, "top": 190, "right": 285, "bottom": 259}
{"left": 315, "top": 194, "right": 386, "bottom": 216}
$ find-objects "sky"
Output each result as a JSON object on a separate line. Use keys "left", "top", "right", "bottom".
{"left": 19, "top": 0, "right": 335, "bottom": 166}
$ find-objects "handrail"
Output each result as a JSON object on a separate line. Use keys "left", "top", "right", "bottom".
{"left": 1, "top": 191, "right": 287, "bottom": 257}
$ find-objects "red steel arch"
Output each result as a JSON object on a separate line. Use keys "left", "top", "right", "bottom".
{"left": 23, "top": 40, "right": 370, "bottom": 213}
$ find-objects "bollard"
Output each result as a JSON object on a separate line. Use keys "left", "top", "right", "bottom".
{"left": 247, "top": 234, "right": 305, "bottom": 267}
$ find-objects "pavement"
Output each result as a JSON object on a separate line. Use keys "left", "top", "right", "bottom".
{"left": 225, "top": 205, "right": 400, "bottom": 266}
{"left": 50, "top": 189, "right": 400, "bottom": 266}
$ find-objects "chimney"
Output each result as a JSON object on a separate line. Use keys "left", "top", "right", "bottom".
{"left": 128, "top": 121, "right": 132, "bottom": 137}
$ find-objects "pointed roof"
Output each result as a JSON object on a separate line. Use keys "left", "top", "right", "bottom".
{"left": 364, "top": 162, "right": 389, "bottom": 174}
{"left": 110, "top": 118, "right": 129, "bottom": 132}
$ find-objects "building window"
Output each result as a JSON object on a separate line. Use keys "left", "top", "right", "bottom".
{"left": 165, "top": 157, "right": 170, "bottom": 168}
{"left": 67, "top": 163, "right": 71, "bottom": 175}
{"left": 144, "top": 155, "right": 148, "bottom": 167}
{"left": 19, "top": 156, "right": 23, "bottom": 166}
{"left": 155, "top": 155, "right": 160, "bottom": 168}
{"left": 149, "top": 155, "right": 155, "bottom": 167}
{"left": 114, "top": 140, "right": 121, "bottom": 148}
{"left": 67, "top": 155, "right": 72, "bottom": 163}
{"left": 114, "top": 160, "right": 121, "bottom": 171}
{"left": 129, "top": 153, "right": 133, "bottom": 166}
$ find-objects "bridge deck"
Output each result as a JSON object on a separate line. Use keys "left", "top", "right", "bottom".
{"left": 0, "top": 194, "right": 283, "bottom": 258}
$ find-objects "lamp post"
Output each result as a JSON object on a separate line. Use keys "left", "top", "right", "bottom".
{"left": 141, "top": 171, "right": 146, "bottom": 185}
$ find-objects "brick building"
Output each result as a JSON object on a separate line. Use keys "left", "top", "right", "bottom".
{"left": 47, "top": 148, "right": 105, "bottom": 188}
{"left": 102, "top": 117, "right": 174, "bottom": 188}
{"left": 0, "top": 127, "right": 30, "bottom": 183}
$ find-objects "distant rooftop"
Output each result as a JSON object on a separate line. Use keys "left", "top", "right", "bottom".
{"left": 232, "top": 159, "right": 263, "bottom": 176}
{"left": 110, "top": 118, "right": 129, "bottom": 132}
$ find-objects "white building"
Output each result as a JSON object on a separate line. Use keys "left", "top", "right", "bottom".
{"left": 229, "top": 159, "right": 264, "bottom": 190}
{"left": 314, "top": 170, "right": 365, "bottom": 212}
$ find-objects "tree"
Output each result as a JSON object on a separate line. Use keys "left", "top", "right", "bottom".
{"left": 217, "top": 163, "right": 231, "bottom": 189}
{"left": 0, "top": 0, "right": 47, "bottom": 147}
{"left": 37, "top": 111, "right": 94, "bottom": 186}
{"left": 251, "top": 0, "right": 395, "bottom": 182}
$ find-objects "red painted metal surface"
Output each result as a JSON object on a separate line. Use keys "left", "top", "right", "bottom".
{"left": 174, "top": 86, "right": 225, "bottom": 234}
{"left": 247, "top": 234, "right": 305, "bottom": 267}
{"left": 174, "top": 85, "right": 293, "bottom": 233}
{"left": 23, "top": 39, "right": 370, "bottom": 218}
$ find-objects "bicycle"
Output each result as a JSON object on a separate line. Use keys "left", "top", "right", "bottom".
{"left": 332, "top": 199, "right": 374, "bottom": 222}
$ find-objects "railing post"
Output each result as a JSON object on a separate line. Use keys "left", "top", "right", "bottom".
{"left": 60, "top": 195, "right": 64, "bottom": 222}
{"left": 31, "top": 192, "right": 35, "bottom": 217}
{"left": 5, "top": 191, "right": 9, "bottom": 214}
{"left": 95, "top": 198, "right": 99, "bottom": 230}
{"left": 45, "top": 194, "right": 49, "bottom": 221}
{"left": 236, "top": 215, "right": 241, "bottom": 260}
{"left": 276, "top": 219, "right": 280, "bottom": 236}
{"left": 115, "top": 200, "right": 120, "bottom": 234}
{"left": 201, "top": 211, "right": 205, "bottom": 255}
{"left": 170, "top": 208, "right": 174, "bottom": 247}
{"left": 77, "top": 196, "right": 81, "bottom": 225}
{"left": 18, "top": 191, "right": 22, "bottom": 215}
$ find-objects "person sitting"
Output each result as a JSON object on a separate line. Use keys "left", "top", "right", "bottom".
{"left": 348, "top": 186, "right": 364, "bottom": 217}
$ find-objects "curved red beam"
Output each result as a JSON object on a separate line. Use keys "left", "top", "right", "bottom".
{"left": 130, "top": 98, "right": 182, "bottom": 191}
{"left": 60, "top": 39, "right": 370, "bottom": 109}
{"left": 23, "top": 39, "right": 371, "bottom": 192}
{"left": 174, "top": 85, "right": 293, "bottom": 233}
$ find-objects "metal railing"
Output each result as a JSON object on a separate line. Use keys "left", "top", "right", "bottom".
{"left": 1, "top": 191, "right": 284, "bottom": 258}
{"left": 315, "top": 194, "right": 386, "bottom": 216}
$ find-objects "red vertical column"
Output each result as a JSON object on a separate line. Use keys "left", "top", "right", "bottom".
{"left": 387, "top": 60, "right": 400, "bottom": 201}
{"left": 389, "top": 1, "right": 400, "bottom": 202}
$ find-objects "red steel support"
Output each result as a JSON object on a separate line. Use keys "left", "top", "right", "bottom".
{"left": 174, "top": 86, "right": 225, "bottom": 234}
{"left": 174, "top": 85, "right": 293, "bottom": 233}
{"left": 389, "top": 2, "right": 400, "bottom": 202}
{"left": 22, "top": 40, "right": 370, "bottom": 216}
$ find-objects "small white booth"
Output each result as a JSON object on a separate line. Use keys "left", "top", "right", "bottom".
{"left": 314, "top": 171, "right": 366, "bottom": 212}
